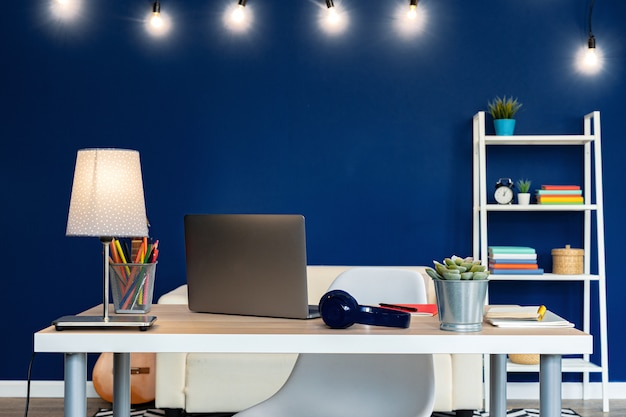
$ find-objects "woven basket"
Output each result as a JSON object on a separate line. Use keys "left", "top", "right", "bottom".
{"left": 509, "top": 354, "right": 540, "bottom": 365}
{"left": 552, "top": 245, "right": 584, "bottom": 274}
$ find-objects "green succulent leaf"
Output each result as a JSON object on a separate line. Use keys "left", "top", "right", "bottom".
{"left": 460, "top": 271, "right": 474, "bottom": 280}
{"left": 431, "top": 256, "right": 490, "bottom": 280}
{"left": 425, "top": 267, "right": 443, "bottom": 280}
{"left": 442, "top": 271, "right": 462, "bottom": 280}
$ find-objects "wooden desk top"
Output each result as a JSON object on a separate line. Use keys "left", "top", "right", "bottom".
{"left": 35, "top": 304, "right": 592, "bottom": 355}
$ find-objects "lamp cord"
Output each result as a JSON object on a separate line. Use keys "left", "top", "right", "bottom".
{"left": 588, "top": 0, "right": 596, "bottom": 36}
{"left": 24, "top": 352, "right": 36, "bottom": 417}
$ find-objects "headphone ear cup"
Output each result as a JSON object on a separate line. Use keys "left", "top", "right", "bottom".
{"left": 319, "top": 290, "right": 359, "bottom": 329}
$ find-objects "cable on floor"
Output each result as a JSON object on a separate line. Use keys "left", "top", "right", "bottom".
{"left": 24, "top": 351, "right": 36, "bottom": 417}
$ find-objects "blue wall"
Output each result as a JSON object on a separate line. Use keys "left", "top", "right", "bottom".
{"left": 2, "top": 0, "right": 625, "bottom": 384}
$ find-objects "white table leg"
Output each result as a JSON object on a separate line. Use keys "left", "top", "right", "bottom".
{"left": 113, "top": 353, "right": 131, "bottom": 417}
{"left": 540, "top": 354, "right": 562, "bottom": 417}
{"left": 64, "top": 353, "right": 87, "bottom": 417}
{"left": 489, "top": 354, "right": 507, "bottom": 417}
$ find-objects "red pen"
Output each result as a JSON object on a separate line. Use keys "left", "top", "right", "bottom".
{"left": 379, "top": 303, "right": 418, "bottom": 312}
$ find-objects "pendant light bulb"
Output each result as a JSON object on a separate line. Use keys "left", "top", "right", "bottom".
{"left": 150, "top": 1, "right": 163, "bottom": 29}
{"left": 325, "top": 0, "right": 338, "bottom": 24}
{"left": 232, "top": 0, "right": 247, "bottom": 23}
{"left": 407, "top": 0, "right": 418, "bottom": 20}
{"left": 584, "top": 34, "right": 598, "bottom": 67}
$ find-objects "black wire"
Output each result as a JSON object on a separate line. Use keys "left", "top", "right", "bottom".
{"left": 588, "top": 0, "right": 596, "bottom": 36}
{"left": 24, "top": 352, "right": 36, "bottom": 417}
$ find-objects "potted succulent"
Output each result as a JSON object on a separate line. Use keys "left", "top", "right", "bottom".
{"left": 487, "top": 96, "right": 522, "bottom": 136}
{"left": 516, "top": 178, "right": 532, "bottom": 205}
{"left": 425, "top": 256, "right": 489, "bottom": 332}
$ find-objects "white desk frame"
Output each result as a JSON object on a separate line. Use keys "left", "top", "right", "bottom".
{"left": 34, "top": 305, "right": 592, "bottom": 417}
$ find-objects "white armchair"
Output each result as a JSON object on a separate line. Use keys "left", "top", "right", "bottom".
{"left": 155, "top": 266, "right": 484, "bottom": 416}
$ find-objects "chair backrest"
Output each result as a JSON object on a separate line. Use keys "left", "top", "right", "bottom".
{"left": 235, "top": 266, "right": 436, "bottom": 417}
{"left": 326, "top": 267, "right": 427, "bottom": 305}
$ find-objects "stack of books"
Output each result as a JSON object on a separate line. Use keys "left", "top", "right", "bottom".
{"left": 488, "top": 246, "right": 544, "bottom": 275}
{"left": 536, "top": 185, "right": 583, "bottom": 204}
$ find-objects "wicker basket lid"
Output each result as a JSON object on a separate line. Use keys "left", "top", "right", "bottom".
{"left": 551, "top": 244, "right": 584, "bottom": 255}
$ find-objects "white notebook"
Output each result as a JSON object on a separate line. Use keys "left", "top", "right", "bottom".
{"left": 486, "top": 310, "right": 574, "bottom": 328}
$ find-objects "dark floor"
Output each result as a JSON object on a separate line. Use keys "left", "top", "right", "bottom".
{"left": 0, "top": 398, "right": 622, "bottom": 417}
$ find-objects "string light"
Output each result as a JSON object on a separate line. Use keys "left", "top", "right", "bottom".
{"left": 319, "top": 0, "right": 347, "bottom": 34}
{"left": 577, "top": 0, "right": 602, "bottom": 74}
{"left": 145, "top": 0, "right": 171, "bottom": 37}
{"left": 407, "top": 0, "right": 418, "bottom": 20}
{"left": 150, "top": 1, "right": 163, "bottom": 29}
{"left": 231, "top": 0, "right": 247, "bottom": 23}
{"left": 50, "top": 0, "right": 82, "bottom": 20}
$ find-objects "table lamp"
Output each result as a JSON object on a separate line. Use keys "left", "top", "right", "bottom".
{"left": 53, "top": 148, "right": 156, "bottom": 330}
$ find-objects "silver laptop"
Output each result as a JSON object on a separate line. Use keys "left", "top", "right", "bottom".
{"left": 184, "top": 214, "right": 320, "bottom": 319}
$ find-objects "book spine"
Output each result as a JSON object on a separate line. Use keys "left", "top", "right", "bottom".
{"left": 488, "top": 246, "right": 536, "bottom": 254}
{"left": 488, "top": 263, "right": 538, "bottom": 269}
{"left": 535, "top": 189, "right": 583, "bottom": 195}
{"left": 489, "top": 268, "right": 545, "bottom": 275}
{"left": 541, "top": 185, "right": 581, "bottom": 190}
{"left": 537, "top": 196, "right": 584, "bottom": 202}
{"left": 489, "top": 253, "right": 537, "bottom": 260}
{"left": 488, "top": 258, "right": 537, "bottom": 264}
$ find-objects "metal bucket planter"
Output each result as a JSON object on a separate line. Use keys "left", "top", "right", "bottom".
{"left": 433, "top": 279, "right": 488, "bottom": 332}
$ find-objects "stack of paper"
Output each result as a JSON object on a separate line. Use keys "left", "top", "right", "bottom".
{"left": 488, "top": 246, "right": 544, "bottom": 275}
{"left": 485, "top": 306, "right": 574, "bottom": 328}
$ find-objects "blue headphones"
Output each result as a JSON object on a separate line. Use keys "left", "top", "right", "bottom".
{"left": 319, "top": 289, "right": 411, "bottom": 329}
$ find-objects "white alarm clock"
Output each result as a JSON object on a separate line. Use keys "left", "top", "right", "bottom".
{"left": 494, "top": 178, "right": 514, "bottom": 204}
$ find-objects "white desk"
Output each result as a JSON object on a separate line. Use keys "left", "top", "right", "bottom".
{"left": 34, "top": 304, "right": 592, "bottom": 417}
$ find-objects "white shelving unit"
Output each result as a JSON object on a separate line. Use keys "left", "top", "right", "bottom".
{"left": 472, "top": 111, "right": 609, "bottom": 412}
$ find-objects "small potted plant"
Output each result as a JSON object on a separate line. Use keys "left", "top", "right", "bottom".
{"left": 516, "top": 178, "right": 532, "bottom": 205}
{"left": 425, "top": 256, "right": 489, "bottom": 332}
{"left": 487, "top": 96, "right": 522, "bottom": 136}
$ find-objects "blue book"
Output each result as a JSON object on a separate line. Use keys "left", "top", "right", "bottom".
{"left": 489, "top": 253, "right": 537, "bottom": 260}
{"left": 488, "top": 258, "right": 537, "bottom": 264}
{"left": 536, "top": 189, "right": 582, "bottom": 195}
{"left": 488, "top": 246, "right": 536, "bottom": 254}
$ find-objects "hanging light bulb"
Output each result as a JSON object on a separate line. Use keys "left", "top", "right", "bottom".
{"left": 50, "top": 0, "right": 82, "bottom": 20}
{"left": 145, "top": 0, "right": 171, "bottom": 37}
{"left": 585, "top": 34, "right": 598, "bottom": 67}
{"left": 578, "top": 0, "right": 602, "bottom": 74}
{"left": 325, "top": 0, "right": 339, "bottom": 24}
{"left": 232, "top": 0, "right": 247, "bottom": 23}
{"left": 407, "top": 0, "right": 418, "bottom": 20}
{"left": 150, "top": 1, "right": 163, "bottom": 29}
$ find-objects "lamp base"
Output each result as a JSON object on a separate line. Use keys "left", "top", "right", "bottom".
{"left": 52, "top": 315, "right": 157, "bottom": 331}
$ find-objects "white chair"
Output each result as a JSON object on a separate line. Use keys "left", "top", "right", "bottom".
{"left": 234, "top": 268, "right": 436, "bottom": 417}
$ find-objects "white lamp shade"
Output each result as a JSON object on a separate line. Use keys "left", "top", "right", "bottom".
{"left": 66, "top": 149, "right": 149, "bottom": 238}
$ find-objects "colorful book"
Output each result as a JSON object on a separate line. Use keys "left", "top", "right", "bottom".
{"left": 537, "top": 196, "right": 584, "bottom": 202}
{"left": 488, "top": 258, "right": 537, "bottom": 264}
{"left": 489, "top": 263, "right": 539, "bottom": 269}
{"left": 488, "top": 246, "right": 536, "bottom": 254}
{"left": 541, "top": 185, "right": 581, "bottom": 190}
{"left": 489, "top": 253, "right": 537, "bottom": 260}
{"left": 536, "top": 189, "right": 582, "bottom": 195}
{"left": 489, "top": 268, "right": 544, "bottom": 275}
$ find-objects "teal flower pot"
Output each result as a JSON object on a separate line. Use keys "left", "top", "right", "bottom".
{"left": 494, "top": 119, "right": 516, "bottom": 136}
